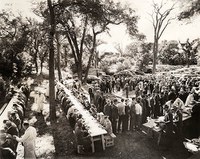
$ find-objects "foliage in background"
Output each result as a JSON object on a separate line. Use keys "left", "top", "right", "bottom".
{"left": 0, "top": 11, "right": 30, "bottom": 84}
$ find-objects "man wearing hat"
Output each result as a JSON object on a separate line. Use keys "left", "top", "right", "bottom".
{"left": 13, "top": 121, "right": 37, "bottom": 159}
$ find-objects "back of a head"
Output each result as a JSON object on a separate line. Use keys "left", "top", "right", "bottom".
{"left": 136, "top": 97, "right": 140, "bottom": 103}
{"left": 5, "top": 121, "right": 12, "bottom": 127}
{"left": 114, "top": 98, "right": 118, "bottom": 103}
{"left": 121, "top": 98, "right": 124, "bottom": 102}
{"left": 77, "top": 120, "right": 82, "bottom": 128}
{"left": 23, "top": 121, "right": 30, "bottom": 128}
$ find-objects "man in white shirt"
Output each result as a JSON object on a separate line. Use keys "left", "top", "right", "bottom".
{"left": 117, "top": 99, "right": 125, "bottom": 133}
{"left": 14, "top": 121, "right": 37, "bottom": 159}
{"left": 135, "top": 98, "right": 142, "bottom": 130}
{"left": 35, "top": 91, "right": 45, "bottom": 114}
{"left": 185, "top": 89, "right": 195, "bottom": 107}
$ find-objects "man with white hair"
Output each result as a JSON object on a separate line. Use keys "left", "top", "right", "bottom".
{"left": 14, "top": 121, "right": 37, "bottom": 159}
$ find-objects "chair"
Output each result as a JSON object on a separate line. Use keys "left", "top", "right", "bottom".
{"left": 104, "top": 133, "right": 116, "bottom": 147}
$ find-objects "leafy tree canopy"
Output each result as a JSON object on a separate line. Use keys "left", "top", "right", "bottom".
{"left": 178, "top": 0, "right": 200, "bottom": 19}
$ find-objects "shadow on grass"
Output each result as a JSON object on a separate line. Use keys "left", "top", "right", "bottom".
{"left": 34, "top": 113, "right": 49, "bottom": 135}
{"left": 51, "top": 113, "right": 76, "bottom": 157}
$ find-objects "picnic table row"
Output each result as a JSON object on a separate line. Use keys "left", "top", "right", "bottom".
{"left": 56, "top": 81, "right": 108, "bottom": 153}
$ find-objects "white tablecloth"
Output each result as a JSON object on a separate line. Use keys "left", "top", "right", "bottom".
{"left": 57, "top": 82, "right": 107, "bottom": 137}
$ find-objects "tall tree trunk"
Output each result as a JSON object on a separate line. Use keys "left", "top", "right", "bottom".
{"left": 83, "top": 32, "right": 97, "bottom": 83}
{"left": 77, "top": 62, "right": 82, "bottom": 81}
{"left": 64, "top": 47, "right": 67, "bottom": 67}
{"left": 152, "top": 45, "right": 156, "bottom": 74}
{"left": 95, "top": 51, "right": 99, "bottom": 76}
{"left": 33, "top": 54, "right": 38, "bottom": 74}
{"left": 56, "top": 32, "right": 62, "bottom": 80}
{"left": 152, "top": 37, "right": 158, "bottom": 74}
{"left": 187, "top": 51, "right": 190, "bottom": 68}
{"left": 47, "top": 0, "right": 56, "bottom": 124}
{"left": 40, "top": 60, "right": 43, "bottom": 75}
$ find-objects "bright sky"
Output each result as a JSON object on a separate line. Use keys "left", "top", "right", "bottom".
{"left": 0, "top": 0, "right": 200, "bottom": 53}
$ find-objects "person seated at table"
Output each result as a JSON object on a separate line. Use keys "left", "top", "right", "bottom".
{"left": 67, "top": 105, "right": 78, "bottom": 129}
{"left": 10, "top": 111, "right": 21, "bottom": 131}
{"left": 81, "top": 95, "right": 88, "bottom": 105}
{"left": 89, "top": 104, "right": 97, "bottom": 117}
{"left": 0, "top": 131, "right": 16, "bottom": 159}
{"left": 74, "top": 115, "right": 83, "bottom": 130}
{"left": 74, "top": 121, "right": 92, "bottom": 154}
{"left": 4, "top": 120, "right": 19, "bottom": 135}
{"left": 103, "top": 115, "right": 113, "bottom": 135}
{"left": 3, "top": 120, "right": 19, "bottom": 152}
{"left": 84, "top": 100, "right": 91, "bottom": 111}
{"left": 97, "top": 112, "right": 104, "bottom": 123}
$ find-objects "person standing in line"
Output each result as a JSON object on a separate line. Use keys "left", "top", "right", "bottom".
{"left": 124, "top": 82, "right": 129, "bottom": 98}
{"left": 130, "top": 97, "right": 136, "bottom": 131}
{"left": 135, "top": 85, "right": 140, "bottom": 98}
{"left": 103, "top": 99, "right": 112, "bottom": 121}
{"left": 117, "top": 98, "right": 125, "bottom": 133}
{"left": 88, "top": 87, "right": 94, "bottom": 104}
{"left": 111, "top": 77, "right": 116, "bottom": 93}
{"left": 135, "top": 98, "right": 143, "bottom": 130}
{"left": 124, "top": 99, "right": 130, "bottom": 132}
{"left": 14, "top": 121, "right": 37, "bottom": 159}
{"left": 111, "top": 99, "right": 119, "bottom": 134}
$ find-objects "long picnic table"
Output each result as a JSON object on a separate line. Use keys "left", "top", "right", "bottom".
{"left": 57, "top": 82, "right": 107, "bottom": 153}
{"left": 0, "top": 94, "right": 20, "bottom": 130}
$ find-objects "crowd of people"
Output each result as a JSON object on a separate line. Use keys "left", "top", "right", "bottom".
{"left": 0, "top": 83, "right": 38, "bottom": 159}
{"left": 86, "top": 73, "right": 200, "bottom": 139}
{"left": 56, "top": 72, "right": 200, "bottom": 154}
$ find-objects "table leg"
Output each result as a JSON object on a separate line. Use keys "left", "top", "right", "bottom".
{"left": 91, "top": 137, "right": 95, "bottom": 153}
{"left": 101, "top": 135, "right": 105, "bottom": 151}
{"left": 157, "top": 132, "right": 162, "bottom": 146}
